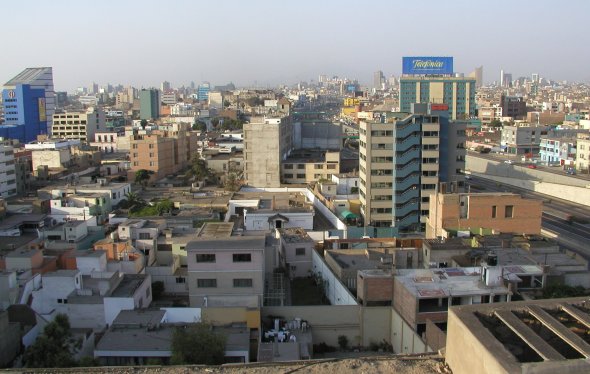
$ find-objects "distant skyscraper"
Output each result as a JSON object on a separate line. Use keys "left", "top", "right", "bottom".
{"left": 139, "top": 89, "right": 160, "bottom": 120}
{"left": 531, "top": 73, "right": 539, "bottom": 84}
{"left": 469, "top": 66, "right": 483, "bottom": 88}
{"left": 161, "top": 81, "right": 171, "bottom": 92}
{"left": 2, "top": 67, "right": 55, "bottom": 141}
{"left": 373, "top": 70, "right": 385, "bottom": 89}
{"left": 503, "top": 73, "right": 513, "bottom": 88}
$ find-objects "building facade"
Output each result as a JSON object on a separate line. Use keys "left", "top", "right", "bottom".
{"left": 51, "top": 107, "right": 106, "bottom": 142}
{"left": 139, "top": 89, "right": 160, "bottom": 120}
{"left": 399, "top": 77, "right": 476, "bottom": 120}
{"left": 0, "top": 143, "right": 17, "bottom": 198}
{"left": 501, "top": 125, "right": 549, "bottom": 155}
{"left": 187, "top": 236, "right": 266, "bottom": 308}
{"left": 3, "top": 67, "right": 55, "bottom": 137}
{"left": 1, "top": 84, "right": 48, "bottom": 142}
{"left": 426, "top": 192, "right": 543, "bottom": 238}
{"left": 575, "top": 133, "right": 590, "bottom": 172}
{"left": 359, "top": 108, "right": 465, "bottom": 234}
{"left": 243, "top": 117, "right": 293, "bottom": 188}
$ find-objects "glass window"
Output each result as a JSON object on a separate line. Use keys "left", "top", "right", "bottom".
{"left": 296, "top": 248, "right": 306, "bottom": 256}
{"left": 233, "top": 253, "right": 252, "bottom": 262}
{"left": 233, "top": 278, "right": 253, "bottom": 288}
{"left": 196, "top": 254, "right": 216, "bottom": 263}
{"left": 197, "top": 279, "right": 217, "bottom": 288}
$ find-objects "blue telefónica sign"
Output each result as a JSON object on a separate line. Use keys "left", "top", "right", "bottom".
{"left": 402, "top": 57, "right": 453, "bottom": 75}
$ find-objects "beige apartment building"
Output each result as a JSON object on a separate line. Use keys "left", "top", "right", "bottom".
{"left": 186, "top": 236, "right": 267, "bottom": 308}
{"left": 281, "top": 150, "right": 340, "bottom": 184}
{"left": 426, "top": 192, "right": 543, "bottom": 238}
{"left": 575, "top": 133, "right": 590, "bottom": 172}
{"left": 52, "top": 107, "right": 105, "bottom": 142}
{"left": 127, "top": 123, "right": 198, "bottom": 182}
{"left": 243, "top": 116, "right": 293, "bottom": 188}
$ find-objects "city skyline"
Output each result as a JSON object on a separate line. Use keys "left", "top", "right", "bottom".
{"left": 3, "top": 0, "right": 590, "bottom": 91}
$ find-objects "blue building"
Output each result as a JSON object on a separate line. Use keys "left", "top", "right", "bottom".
{"left": 1, "top": 84, "right": 48, "bottom": 142}
{"left": 197, "top": 82, "right": 210, "bottom": 102}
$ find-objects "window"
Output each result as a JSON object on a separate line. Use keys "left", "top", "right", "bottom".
{"left": 284, "top": 164, "right": 293, "bottom": 169}
{"left": 296, "top": 174, "right": 305, "bottom": 178}
{"left": 505, "top": 205, "right": 514, "bottom": 218}
{"left": 57, "top": 298, "right": 68, "bottom": 304}
{"left": 176, "top": 277, "right": 186, "bottom": 284}
{"left": 492, "top": 205, "right": 497, "bottom": 218}
{"left": 196, "top": 254, "right": 216, "bottom": 263}
{"left": 233, "top": 278, "right": 253, "bottom": 287}
{"left": 138, "top": 232, "right": 151, "bottom": 240}
{"left": 197, "top": 279, "right": 217, "bottom": 288}
{"left": 233, "top": 253, "right": 251, "bottom": 262}
{"left": 295, "top": 247, "right": 306, "bottom": 256}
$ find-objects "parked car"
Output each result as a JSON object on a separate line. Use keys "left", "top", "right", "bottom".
{"left": 527, "top": 164, "right": 537, "bottom": 169}
{"left": 566, "top": 168, "right": 576, "bottom": 175}
{"left": 504, "top": 160, "right": 513, "bottom": 164}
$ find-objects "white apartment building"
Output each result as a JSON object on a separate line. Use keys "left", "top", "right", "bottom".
{"left": 0, "top": 144, "right": 17, "bottom": 198}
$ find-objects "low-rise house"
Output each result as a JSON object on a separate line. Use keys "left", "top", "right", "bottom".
{"left": 31, "top": 269, "right": 152, "bottom": 329}
{"left": 393, "top": 266, "right": 512, "bottom": 335}
{"left": 94, "top": 309, "right": 250, "bottom": 365}
{"left": 276, "top": 228, "right": 314, "bottom": 278}
{"left": 187, "top": 236, "right": 267, "bottom": 308}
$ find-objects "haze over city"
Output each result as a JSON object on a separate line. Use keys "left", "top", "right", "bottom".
{"left": 3, "top": 0, "right": 590, "bottom": 90}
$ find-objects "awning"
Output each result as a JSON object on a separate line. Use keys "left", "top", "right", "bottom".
{"left": 340, "top": 210, "right": 357, "bottom": 220}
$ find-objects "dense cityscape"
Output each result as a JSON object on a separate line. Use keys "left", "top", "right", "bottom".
{"left": 2, "top": 2, "right": 590, "bottom": 374}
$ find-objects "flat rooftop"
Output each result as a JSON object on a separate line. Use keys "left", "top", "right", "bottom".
{"left": 197, "top": 222, "right": 234, "bottom": 238}
{"left": 110, "top": 274, "right": 147, "bottom": 297}
{"left": 278, "top": 227, "right": 313, "bottom": 244}
{"left": 113, "top": 309, "right": 166, "bottom": 327}
{"left": 395, "top": 267, "right": 510, "bottom": 298}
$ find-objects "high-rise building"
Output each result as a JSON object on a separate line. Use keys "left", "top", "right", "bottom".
{"left": 500, "top": 69, "right": 504, "bottom": 87}
{"left": 502, "top": 73, "right": 513, "bottom": 88}
{"left": 373, "top": 70, "right": 385, "bottom": 89}
{"left": 531, "top": 73, "right": 539, "bottom": 84}
{"left": 1, "top": 84, "right": 48, "bottom": 143}
{"left": 160, "top": 81, "right": 171, "bottom": 92}
{"left": 469, "top": 66, "right": 483, "bottom": 88}
{"left": 359, "top": 105, "right": 466, "bottom": 235}
{"left": 139, "top": 89, "right": 160, "bottom": 120}
{"left": 0, "top": 142, "right": 17, "bottom": 197}
{"left": 399, "top": 77, "right": 476, "bottom": 120}
{"left": 197, "top": 82, "right": 210, "bottom": 102}
{"left": 400, "top": 57, "right": 475, "bottom": 120}
{"left": 243, "top": 116, "right": 293, "bottom": 188}
{"left": 2, "top": 67, "right": 55, "bottom": 140}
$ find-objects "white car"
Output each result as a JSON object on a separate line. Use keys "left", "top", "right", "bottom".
{"left": 504, "top": 160, "right": 513, "bottom": 164}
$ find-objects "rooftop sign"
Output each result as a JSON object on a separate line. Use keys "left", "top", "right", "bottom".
{"left": 402, "top": 57, "right": 453, "bottom": 75}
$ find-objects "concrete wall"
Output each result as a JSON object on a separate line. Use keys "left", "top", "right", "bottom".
{"left": 311, "top": 249, "right": 357, "bottom": 305}
{"left": 467, "top": 155, "right": 590, "bottom": 187}
{"left": 446, "top": 308, "right": 514, "bottom": 374}
{"left": 361, "top": 306, "right": 391, "bottom": 347}
{"left": 262, "top": 305, "right": 359, "bottom": 347}
{"left": 391, "top": 308, "right": 430, "bottom": 355}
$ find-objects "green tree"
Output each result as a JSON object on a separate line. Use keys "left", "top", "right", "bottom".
{"left": 490, "top": 119, "right": 502, "bottom": 128}
{"left": 192, "top": 120, "right": 207, "bottom": 132}
{"left": 224, "top": 172, "right": 241, "bottom": 192}
{"left": 156, "top": 199, "right": 174, "bottom": 215}
{"left": 171, "top": 323, "right": 226, "bottom": 365}
{"left": 188, "top": 157, "right": 212, "bottom": 182}
{"left": 24, "top": 314, "right": 78, "bottom": 368}
{"left": 223, "top": 100, "right": 231, "bottom": 108}
{"left": 121, "top": 191, "right": 145, "bottom": 209}
{"left": 135, "top": 169, "right": 154, "bottom": 187}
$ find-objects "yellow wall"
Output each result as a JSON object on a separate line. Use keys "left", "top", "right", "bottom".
{"left": 202, "top": 307, "right": 261, "bottom": 329}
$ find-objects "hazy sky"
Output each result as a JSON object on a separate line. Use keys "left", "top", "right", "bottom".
{"left": 3, "top": 0, "right": 589, "bottom": 91}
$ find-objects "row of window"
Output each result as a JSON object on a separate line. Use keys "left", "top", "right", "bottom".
{"left": 196, "top": 253, "right": 252, "bottom": 263}
{"left": 197, "top": 278, "right": 253, "bottom": 288}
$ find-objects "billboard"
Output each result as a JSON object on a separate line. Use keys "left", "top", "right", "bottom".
{"left": 38, "top": 98, "right": 47, "bottom": 121}
{"left": 402, "top": 57, "right": 453, "bottom": 75}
